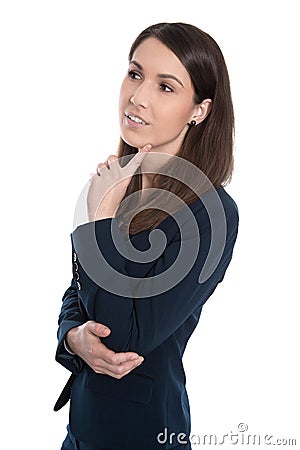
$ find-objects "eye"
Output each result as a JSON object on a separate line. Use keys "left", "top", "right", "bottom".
{"left": 128, "top": 70, "right": 142, "bottom": 80}
{"left": 160, "top": 83, "right": 174, "bottom": 93}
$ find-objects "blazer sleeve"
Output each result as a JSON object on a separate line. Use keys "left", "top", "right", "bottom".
{"left": 55, "top": 277, "right": 87, "bottom": 373}
{"left": 71, "top": 197, "right": 239, "bottom": 357}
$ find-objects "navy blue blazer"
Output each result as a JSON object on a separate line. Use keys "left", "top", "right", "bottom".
{"left": 55, "top": 186, "right": 239, "bottom": 450}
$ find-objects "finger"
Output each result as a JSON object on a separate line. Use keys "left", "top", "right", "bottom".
{"left": 96, "top": 163, "right": 106, "bottom": 176}
{"left": 103, "top": 159, "right": 110, "bottom": 169}
{"left": 105, "top": 155, "right": 118, "bottom": 169}
{"left": 93, "top": 357, "right": 144, "bottom": 377}
{"left": 139, "top": 144, "right": 152, "bottom": 153}
{"left": 96, "top": 345, "right": 143, "bottom": 366}
{"left": 122, "top": 144, "right": 152, "bottom": 174}
{"left": 109, "top": 351, "right": 143, "bottom": 365}
{"left": 93, "top": 366, "right": 134, "bottom": 379}
{"left": 98, "top": 155, "right": 118, "bottom": 173}
{"left": 93, "top": 355, "right": 143, "bottom": 372}
{"left": 86, "top": 322, "right": 143, "bottom": 364}
{"left": 88, "top": 321, "right": 111, "bottom": 338}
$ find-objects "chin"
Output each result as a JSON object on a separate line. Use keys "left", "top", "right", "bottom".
{"left": 120, "top": 133, "right": 146, "bottom": 151}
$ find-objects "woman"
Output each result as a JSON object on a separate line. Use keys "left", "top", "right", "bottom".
{"left": 55, "top": 22, "right": 239, "bottom": 450}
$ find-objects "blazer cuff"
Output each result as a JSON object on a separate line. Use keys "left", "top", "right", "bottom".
{"left": 64, "top": 338, "right": 76, "bottom": 355}
{"left": 56, "top": 321, "right": 84, "bottom": 374}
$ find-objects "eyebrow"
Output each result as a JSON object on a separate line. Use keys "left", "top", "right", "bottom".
{"left": 130, "top": 60, "right": 184, "bottom": 88}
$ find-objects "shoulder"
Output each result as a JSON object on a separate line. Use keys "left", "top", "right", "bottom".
{"left": 154, "top": 186, "right": 238, "bottom": 244}
{"left": 216, "top": 186, "right": 238, "bottom": 215}
{"left": 187, "top": 186, "right": 238, "bottom": 228}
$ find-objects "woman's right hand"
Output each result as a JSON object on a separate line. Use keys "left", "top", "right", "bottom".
{"left": 66, "top": 321, "right": 144, "bottom": 379}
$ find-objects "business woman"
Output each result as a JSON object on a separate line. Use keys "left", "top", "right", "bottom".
{"left": 55, "top": 22, "right": 239, "bottom": 450}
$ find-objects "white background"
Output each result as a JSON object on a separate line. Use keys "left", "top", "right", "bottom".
{"left": 0, "top": 1, "right": 299, "bottom": 449}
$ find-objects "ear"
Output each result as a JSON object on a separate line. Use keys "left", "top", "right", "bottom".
{"left": 189, "top": 99, "right": 212, "bottom": 125}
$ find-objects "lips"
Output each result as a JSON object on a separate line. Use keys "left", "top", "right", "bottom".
{"left": 125, "top": 111, "right": 149, "bottom": 125}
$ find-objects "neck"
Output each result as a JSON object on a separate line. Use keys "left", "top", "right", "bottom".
{"left": 141, "top": 173, "right": 154, "bottom": 190}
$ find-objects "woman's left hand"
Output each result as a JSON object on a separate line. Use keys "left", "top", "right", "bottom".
{"left": 87, "top": 144, "right": 151, "bottom": 221}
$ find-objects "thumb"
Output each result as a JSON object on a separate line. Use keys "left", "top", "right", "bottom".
{"left": 139, "top": 144, "right": 152, "bottom": 153}
{"left": 88, "top": 321, "right": 111, "bottom": 338}
{"left": 124, "top": 144, "right": 152, "bottom": 174}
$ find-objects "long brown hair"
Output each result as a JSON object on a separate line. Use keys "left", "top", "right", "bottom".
{"left": 116, "top": 22, "right": 234, "bottom": 235}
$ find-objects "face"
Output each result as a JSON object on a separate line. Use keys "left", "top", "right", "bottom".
{"left": 119, "top": 37, "right": 200, "bottom": 157}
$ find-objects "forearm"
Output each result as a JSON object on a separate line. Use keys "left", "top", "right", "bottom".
{"left": 72, "top": 228, "right": 228, "bottom": 356}
{"left": 56, "top": 279, "right": 87, "bottom": 373}
{"left": 70, "top": 201, "right": 239, "bottom": 356}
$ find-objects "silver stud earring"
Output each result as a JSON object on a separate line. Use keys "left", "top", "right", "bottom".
{"left": 189, "top": 120, "right": 196, "bottom": 126}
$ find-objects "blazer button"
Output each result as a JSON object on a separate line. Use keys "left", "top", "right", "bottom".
{"left": 73, "top": 252, "right": 77, "bottom": 262}
{"left": 76, "top": 281, "right": 82, "bottom": 290}
{"left": 74, "top": 272, "right": 80, "bottom": 280}
{"left": 74, "top": 262, "right": 78, "bottom": 271}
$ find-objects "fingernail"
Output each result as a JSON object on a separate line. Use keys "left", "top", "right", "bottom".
{"left": 144, "top": 145, "right": 151, "bottom": 152}
{"left": 130, "top": 355, "right": 140, "bottom": 361}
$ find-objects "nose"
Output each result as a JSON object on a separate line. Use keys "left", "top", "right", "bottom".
{"left": 130, "top": 81, "right": 151, "bottom": 109}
